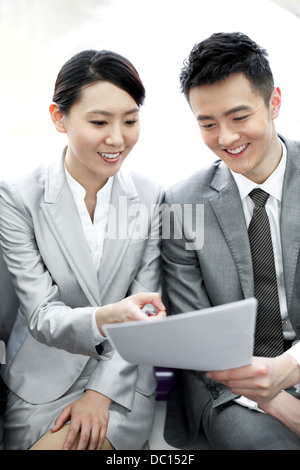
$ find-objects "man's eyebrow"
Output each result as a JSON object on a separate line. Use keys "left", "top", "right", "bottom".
{"left": 196, "top": 105, "right": 251, "bottom": 121}
{"left": 224, "top": 105, "right": 251, "bottom": 116}
{"left": 87, "top": 108, "right": 139, "bottom": 116}
{"left": 196, "top": 114, "right": 213, "bottom": 122}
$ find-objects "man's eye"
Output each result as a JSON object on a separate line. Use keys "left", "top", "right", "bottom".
{"left": 201, "top": 123, "right": 214, "bottom": 129}
{"left": 234, "top": 116, "right": 248, "bottom": 121}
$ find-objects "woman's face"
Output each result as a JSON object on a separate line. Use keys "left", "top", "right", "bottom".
{"left": 52, "top": 81, "right": 140, "bottom": 189}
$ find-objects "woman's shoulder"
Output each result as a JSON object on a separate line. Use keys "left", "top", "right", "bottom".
{"left": 117, "top": 167, "right": 165, "bottom": 203}
{"left": 1, "top": 162, "right": 47, "bottom": 186}
{"left": 0, "top": 163, "right": 49, "bottom": 206}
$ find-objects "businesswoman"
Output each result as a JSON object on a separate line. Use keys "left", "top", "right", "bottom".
{"left": 0, "top": 50, "right": 165, "bottom": 450}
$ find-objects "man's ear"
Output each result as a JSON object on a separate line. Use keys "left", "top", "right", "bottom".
{"left": 271, "top": 87, "right": 281, "bottom": 119}
{"left": 49, "top": 103, "right": 66, "bottom": 133}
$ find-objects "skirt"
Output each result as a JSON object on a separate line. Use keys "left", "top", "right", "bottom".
{"left": 3, "top": 358, "right": 155, "bottom": 450}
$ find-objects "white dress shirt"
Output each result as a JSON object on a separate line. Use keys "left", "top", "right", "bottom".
{"left": 65, "top": 166, "right": 113, "bottom": 343}
{"left": 230, "top": 140, "right": 300, "bottom": 409}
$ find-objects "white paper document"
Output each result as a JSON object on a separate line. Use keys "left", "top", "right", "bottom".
{"left": 103, "top": 298, "right": 257, "bottom": 371}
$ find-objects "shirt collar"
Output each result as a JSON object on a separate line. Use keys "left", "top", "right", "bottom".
{"left": 231, "top": 139, "right": 287, "bottom": 202}
{"left": 64, "top": 165, "right": 113, "bottom": 202}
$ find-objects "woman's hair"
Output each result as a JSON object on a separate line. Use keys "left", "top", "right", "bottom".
{"left": 52, "top": 50, "right": 145, "bottom": 114}
{"left": 180, "top": 32, "right": 274, "bottom": 106}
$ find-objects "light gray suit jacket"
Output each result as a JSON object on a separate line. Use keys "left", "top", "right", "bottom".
{"left": 0, "top": 248, "right": 18, "bottom": 344}
{"left": 162, "top": 135, "right": 300, "bottom": 447}
{"left": 0, "top": 155, "right": 164, "bottom": 411}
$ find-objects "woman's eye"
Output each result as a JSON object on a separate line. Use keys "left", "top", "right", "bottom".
{"left": 125, "top": 120, "right": 137, "bottom": 126}
{"left": 91, "top": 121, "right": 107, "bottom": 126}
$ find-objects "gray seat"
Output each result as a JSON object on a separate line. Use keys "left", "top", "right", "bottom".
{"left": 0, "top": 247, "right": 19, "bottom": 344}
{"left": 0, "top": 246, "right": 19, "bottom": 450}
{"left": 152, "top": 368, "right": 211, "bottom": 450}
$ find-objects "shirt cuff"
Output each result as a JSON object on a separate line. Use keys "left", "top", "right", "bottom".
{"left": 234, "top": 396, "right": 265, "bottom": 413}
{"left": 92, "top": 307, "right": 106, "bottom": 345}
{"left": 285, "top": 340, "right": 300, "bottom": 393}
{"left": 285, "top": 340, "right": 300, "bottom": 365}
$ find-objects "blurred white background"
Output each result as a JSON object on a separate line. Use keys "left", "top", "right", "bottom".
{"left": 1, "top": 0, "right": 300, "bottom": 188}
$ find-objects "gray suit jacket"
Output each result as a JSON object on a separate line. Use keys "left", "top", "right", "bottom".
{"left": 0, "top": 247, "right": 18, "bottom": 344}
{"left": 0, "top": 155, "right": 164, "bottom": 410}
{"left": 162, "top": 135, "right": 300, "bottom": 447}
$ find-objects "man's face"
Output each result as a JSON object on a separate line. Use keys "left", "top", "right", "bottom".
{"left": 188, "top": 73, "right": 282, "bottom": 183}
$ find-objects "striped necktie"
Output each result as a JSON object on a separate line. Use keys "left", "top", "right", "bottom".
{"left": 248, "top": 188, "right": 284, "bottom": 357}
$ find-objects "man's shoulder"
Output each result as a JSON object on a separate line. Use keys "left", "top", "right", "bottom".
{"left": 281, "top": 134, "right": 300, "bottom": 161}
{"left": 165, "top": 160, "right": 222, "bottom": 204}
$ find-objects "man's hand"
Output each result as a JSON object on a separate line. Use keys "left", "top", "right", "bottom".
{"left": 260, "top": 391, "right": 300, "bottom": 438}
{"left": 206, "top": 354, "right": 300, "bottom": 403}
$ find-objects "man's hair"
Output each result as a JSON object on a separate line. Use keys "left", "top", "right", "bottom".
{"left": 180, "top": 32, "right": 274, "bottom": 105}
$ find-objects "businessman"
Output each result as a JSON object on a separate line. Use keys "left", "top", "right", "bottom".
{"left": 162, "top": 32, "right": 300, "bottom": 449}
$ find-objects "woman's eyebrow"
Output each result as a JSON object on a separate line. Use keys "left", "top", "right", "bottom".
{"left": 87, "top": 108, "right": 139, "bottom": 116}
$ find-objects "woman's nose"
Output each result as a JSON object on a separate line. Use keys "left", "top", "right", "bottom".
{"left": 105, "top": 125, "right": 125, "bottom": 147}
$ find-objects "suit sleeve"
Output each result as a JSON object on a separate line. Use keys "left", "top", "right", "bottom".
{"left": 85, "top": 185, "right": 165, "bottom": 410}
{"left": 161, "top": 187, "right": 212, "bottom": 316}
{"left": 0, "top": 180, "right": 112, "bottom": 359}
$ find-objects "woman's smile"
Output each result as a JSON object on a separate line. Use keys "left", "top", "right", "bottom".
{"left": 98, "top": 150, "right": 124, "bottom": 163}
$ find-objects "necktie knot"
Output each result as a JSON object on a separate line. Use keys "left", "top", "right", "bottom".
{"left": 249, "top": 188, "right": 269, "bottom": 208}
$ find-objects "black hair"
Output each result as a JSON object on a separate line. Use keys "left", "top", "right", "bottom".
{"left": 52, "top": 50, "right": 145, "bottom": 114}
{"left": 180, "top": 32, "right": 274, "bottom": 105}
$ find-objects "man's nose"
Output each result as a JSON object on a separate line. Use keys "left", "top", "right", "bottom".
{"left": 218, "top": 125, "right": 239, "bottom": 148}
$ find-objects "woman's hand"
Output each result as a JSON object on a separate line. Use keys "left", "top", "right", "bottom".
{"left": 206, "top": 354, "right": 300, "bottom": 403}
{"left": 95, "top": 292, "right": 166, "bottom": 336}
{"left": 51, "top": 390, "right": 111, "bottom": 450}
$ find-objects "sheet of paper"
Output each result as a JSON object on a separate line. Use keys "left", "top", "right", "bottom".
{"left": 103, "top": 298, "right": 257, "bottom": 371}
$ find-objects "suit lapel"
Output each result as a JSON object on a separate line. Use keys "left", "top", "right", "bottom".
{"left": 99, "top": 168, "right": 140, "bottom": 298}
{"left": 280, "top": 138, "right": 300, "bottom": 309}
{"left": 209, "top": 162, "right": 253, "bottom": 299}
{"left": 40, "top": 157, "right": 101, "bottom": 307}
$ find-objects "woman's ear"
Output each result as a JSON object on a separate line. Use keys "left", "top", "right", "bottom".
{"left": 49, "top": 103, "right": 66, "bottom": 133}
{"left": 271, "top": 87, "right": 281, "bottom": 120}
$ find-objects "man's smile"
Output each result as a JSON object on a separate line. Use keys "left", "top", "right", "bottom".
{"left": 224, "top": 143, "right": 249, "bottom": 156}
